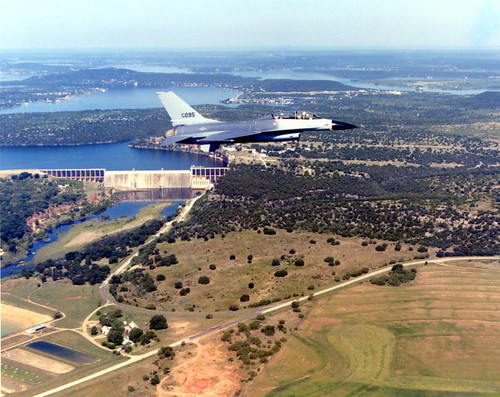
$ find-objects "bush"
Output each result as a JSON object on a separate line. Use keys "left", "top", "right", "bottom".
{"left": 274, "top": 269, "right": 288, "bottom": 277}
{"left": 198, "top": 276, "right": 210, "bottom": 285}
{"left": 324, "top": 256, "right": 334, "bottom": 263}
{"left": 209, "top": 264, "right": 216, "bottom": 270}
{"left": 263, "top": 227, "right": 276, "bottom": 235}
{"left": 375, "top": 244, "right": 387, "bottom": 251}
{"left": 240, "top": 294, "right": 250, "bottom": 302}
{"left": 156, "top": 274, "right": 166, "bottom": 281}
{"left": 90, "top": 326, "right": 98, "bottom": 336}
{"left": 309, "top": 239, "right": 316, "bottom": 244}
{"left": 230, "top": 254, "right": 236, "bottom": 260}
{"left": 291, "top": 301, "right": 300, "bottom": 308}
{"left": 294, "top": 259, "right": 305, "bottom": 267}
{"left": 229, "top": 304, "right": 239, "bottom": 311}
{"left": 180, "top": 288, "right": 190, "bottom": 296}
{"left": 174, "top": 281, "right": 183, "bottom": 289}
{"left": 150, "top": 315, "right": 168, "bottom": 330}
{"left": 129, "top": 327, "right": 144, "bottom": 343}
{"left": 289, "top": 249, "right": 296, "bottom": 254}
{"left": 271, "top": 259, "right": 280, "bottom": 266}
{"left": 248, "top": 282, "right": 254, "bottom": 289}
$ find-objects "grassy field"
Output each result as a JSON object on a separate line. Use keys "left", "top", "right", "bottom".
{"left": 245, "top": 259, "right": 500, "bottom": 396}
{"left": 33, "top": 201, "right": 171, "bottom": 262}
{"left": 125, "top": 230, "right": 419, "bottom": 312}
{"left": 29, "top": 280, "right": 101, "bottom": 328}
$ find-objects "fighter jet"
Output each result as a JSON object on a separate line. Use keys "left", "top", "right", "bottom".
{"left": 158, "top": 91, "right": 357, "bottom": 152}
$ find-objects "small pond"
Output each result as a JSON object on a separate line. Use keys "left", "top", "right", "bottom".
{"left": 26, "top": 341, "right": 98, "bottom": 364}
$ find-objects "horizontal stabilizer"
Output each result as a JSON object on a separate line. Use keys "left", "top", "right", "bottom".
{"left": 157, "top": 91, "right": 220, "bottom": 127}
{"left": 161, "top": 135, "right": 188, "bottom": 146}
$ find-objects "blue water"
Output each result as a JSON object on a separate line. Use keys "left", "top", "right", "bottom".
{"left": 26, "top": 341, "right": 98, "bottom": 364}
{"left": 0, "top": 141, "right": 218, "bottom": 170}
{"left": 0, "top": 200, "right": 184, "bottom": 278}
{"left": 0, "top": 86, "right": 238, "bottom": 115}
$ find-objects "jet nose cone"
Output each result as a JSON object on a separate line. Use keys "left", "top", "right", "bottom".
{"left": 331, "top": 120, "right": 357, "bottom": 130}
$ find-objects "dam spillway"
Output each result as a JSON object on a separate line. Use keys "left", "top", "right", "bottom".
{"left": 40, "top": 166, "right": 228, "bottom": 190}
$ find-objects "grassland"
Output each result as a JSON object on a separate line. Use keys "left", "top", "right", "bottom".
{"left": 246, "top": 260, "right": 500, "bottom": 396}
{"left": 28, "top": 280, "right": 101, "bottom": 328}
{"left": 33, "top": 201, "right": 172, "bottom": 262}
{"left": 124, "top": 230, "right": 419, "bottom": 312}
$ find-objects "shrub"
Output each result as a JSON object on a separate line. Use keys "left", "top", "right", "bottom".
{"left": 362, "top": 241, "right": 369, "bottom": 246}
{"left": 149, "top": 315, "right": 168, "bottom": 330}
{"left": 375, "top": 244, "right": 387, "bottom": 251}
{"left": 417, "top": 245, "right": 428, "bottom": 253}
{"left": 229, "top": 304, "right": 239, "bottom": 311}
{"left": 174, "top": 281, "right": 183, "bottom": 289}
{"left": 179, "top": 288, "right": 190, "bottom": 296}
{"left": 209, "top": 264, "right": 217, "bottom": 270}
{"left": 230, "top": 254, "right": 236, "bottom": 260}
{"left": 309, "top": 239, "right": 316, "bottom": 244}
{"left": 289, "top": 249, "right": 296, "bottom": 254}
{"left": 263, "top": 228, "right": 276, "bottom": 235}
{"left": 291, "top": 301, "right": 300, "bottom": 308}
{"left": 294, "top": 259, "right": 305, "bottom": 267}
{"left": 206, "top": 314, "right": 213, "bottom": 319}
{"left": 324, "top": 256, "right": 334, "bottom": 263}
{"left": 395, "top": 242, "right": 402, "bottom": 251}
{"left": 248, "top": 282, "right": 254, "bottom": 289}
{"left": 240, "top": 294, "right": 250, "bottom": 302}
{"left": 156, "top": 274, "right": 166, "bottom": 281}
{"left": 198, "top": 276, "right": 210, "bottom": 285}
{"left": 271, "top": 259, "right": 280, "bottom": 266}
{"left": 90, "top": 326, "right": 98, "bottom": 336}
{"left": 274, "top": 269, "right": 288, "bottom": 277}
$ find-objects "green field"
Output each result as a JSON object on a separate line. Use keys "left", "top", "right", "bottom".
{"left": 29, "top": 281, "right": 101, "bottom": 328}
{"left": 246, "top": 260, "right": 500, "bottom": 396}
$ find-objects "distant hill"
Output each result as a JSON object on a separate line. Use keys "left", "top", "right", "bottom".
{"left": 15, "top": 67, "right": 357, "bottom": 92}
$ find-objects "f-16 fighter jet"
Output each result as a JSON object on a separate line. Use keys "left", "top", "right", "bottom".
{"left": 158, "top": 91, "right": 357, "bottom": 152}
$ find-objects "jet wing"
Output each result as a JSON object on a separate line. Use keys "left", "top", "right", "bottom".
{"left": 198, "top": 129, "right": 259, "bottom": 143}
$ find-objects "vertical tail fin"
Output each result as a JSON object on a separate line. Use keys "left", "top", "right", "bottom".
{"left": 157, "top": 91, "right": 219, "bottom": 126}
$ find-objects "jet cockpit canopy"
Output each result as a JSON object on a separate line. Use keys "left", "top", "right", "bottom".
{"left": 272, "top": 111, "right": 321, "bottom": 120}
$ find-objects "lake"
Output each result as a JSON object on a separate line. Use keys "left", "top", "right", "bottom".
{"left": 0, "top": 141, "right": 220, "bottom": 170}
{"left": 0, "top": 86, "right": 238, "bottom": 115}
{"left": 231, "top": 70, "right": 493, "bottom": 95}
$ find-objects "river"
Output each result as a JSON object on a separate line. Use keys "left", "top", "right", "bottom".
{"left": 1, "top": 200, "right": 183, "bottom": 278}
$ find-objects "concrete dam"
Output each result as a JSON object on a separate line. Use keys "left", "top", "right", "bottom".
{"left": 41, "top": 166, "right": 228, "bottom": 190}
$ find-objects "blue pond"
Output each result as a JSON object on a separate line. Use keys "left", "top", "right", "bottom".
{"left": 26, "top": 341, "right": 98, "bottom": 364}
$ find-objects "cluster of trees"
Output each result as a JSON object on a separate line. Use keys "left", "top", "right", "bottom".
{"left": 24, "top": 257, "right": 110, "bottom": 285}
{"left": 221, "top": 320, "right": 286, "bottom": 368}
{"left": 0, "top": 108, "right": 172, "bottom": 146}
{"left": 163, "top": 164, "right": 499, "bottom": 255}
{"left": 0, "top": 174, "right": 88, "bottom": 256}
{"left": 370, "top": 264, "right": 418, "bottom": 286}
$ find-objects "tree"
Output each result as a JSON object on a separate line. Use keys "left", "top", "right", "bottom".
{"left": 240, "top": 294, "right": 250, "bottom": 302}
{"left": 129, "top": 327, "right": 144, "bottom": 343}
{"left": 107, "top": 328, "right": 124, "bottom": 345}
{"left": 150, "top": 315, "right": 168, "bottom": 330}
{"left": 90, "top": 326, "right": 98, "bottom": 336}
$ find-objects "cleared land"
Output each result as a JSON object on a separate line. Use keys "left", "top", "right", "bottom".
{"left": 124, "top": 230, "right": 419, "bottom": 312}
{"left": 2, "top": 349, "right": 75, "bottom": 374}
{"left": 28, "top": 281, "right": 100, "bottom": 328}
{"left": 245, "top": 260, "right": 500, "bottom": 396}
{"left": 1, "top": 303, "right": 53, "bottom": 337}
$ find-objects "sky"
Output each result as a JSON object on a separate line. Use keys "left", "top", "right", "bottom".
{"left": 1, "top": 0, "right": 499, "bottom": 50}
